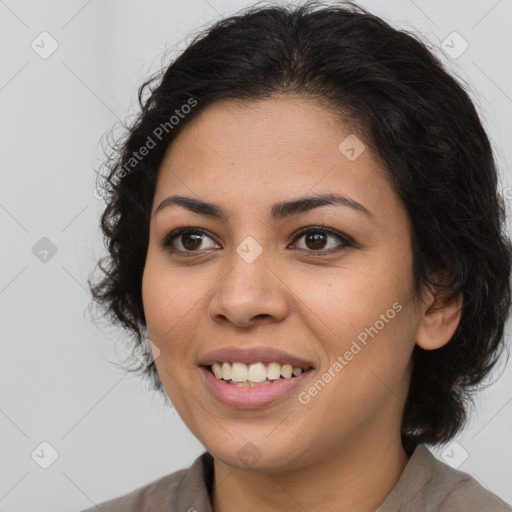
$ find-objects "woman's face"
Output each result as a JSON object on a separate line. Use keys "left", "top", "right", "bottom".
{"left": 142, "top": 95, "right": 427, "bottom": 470}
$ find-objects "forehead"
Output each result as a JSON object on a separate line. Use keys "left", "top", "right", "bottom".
{"left": 154, "top": 95, "right": 403, "bottom": 227}
{"left": 161, "top": 94, "right": 369, "bottom": 172}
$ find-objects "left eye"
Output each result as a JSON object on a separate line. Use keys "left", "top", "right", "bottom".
{"left": 289, "top": 227, "right": 353, "bottom": 254}
{"left": 161, "top": 226, "right": 353, "bottom": 255}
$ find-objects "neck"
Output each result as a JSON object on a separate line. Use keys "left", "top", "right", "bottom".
{"left": 211, "top": 428, "right": 410, "bottom": 512}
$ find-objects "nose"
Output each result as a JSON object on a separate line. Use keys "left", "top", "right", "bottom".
{"left": 207, "top": 248, "right": 289, "bottom": 329}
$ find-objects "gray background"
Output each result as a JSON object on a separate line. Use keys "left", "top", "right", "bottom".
{"left": 1, "top": 0, "right": 511, "bottom": 511}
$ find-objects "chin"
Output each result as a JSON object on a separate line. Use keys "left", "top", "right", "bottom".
{"left": 204, "top": 432, "right": 308, "bottom": 472}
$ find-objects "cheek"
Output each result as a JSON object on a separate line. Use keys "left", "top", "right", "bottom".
{"left": 141, "top": 257, "right": 205, "bottom": 360}
{"left": 294, "top": 256, "right": 409, "bottom": 336}
{"left": 295, "top": 250, "right": 416, "bottom": 383}
{"left": 141, "top": 259, "right": 206, "bottom": 411}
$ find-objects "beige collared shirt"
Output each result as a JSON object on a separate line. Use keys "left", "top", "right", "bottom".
{"left": 80, "top": 444, "right": 511, "bottom": 511}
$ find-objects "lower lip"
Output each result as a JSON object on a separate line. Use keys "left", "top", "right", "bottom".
{"left": 200, "top": 366, "right": 314, "bottom": 409}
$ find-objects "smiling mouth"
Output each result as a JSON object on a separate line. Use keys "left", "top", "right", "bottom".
{"left": 204, "top": 361, "right": 314, "bottom": 386}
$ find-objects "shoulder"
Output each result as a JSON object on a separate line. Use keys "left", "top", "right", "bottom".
{"left": 378, "top": 444, "right": 512, "bottom": 512}
{"left": 437, "top": 473, "right": 512, "bottom": 512}
{"left": 413, "top": 445, "right": 512, "bottom": 511}
{"left": 78, "top": 468, "right": 188, "bottom": 512}
{"left": 78, "top": 451, "right": 213, "bottom": 512}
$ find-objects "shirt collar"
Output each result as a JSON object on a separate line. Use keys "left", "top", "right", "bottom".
{"left": 173, "top": 444, "right": 434, "bottom": 512}
{"left": 173, "top": 451, "right": 214, "bottom": 512}
{"left": 375, "top": 444, "right": 439, "bottom": 512}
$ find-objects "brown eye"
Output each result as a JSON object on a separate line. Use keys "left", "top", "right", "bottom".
{"left": 291, "top": 227, "right": 353, "bottom": 254}
{"left": 303, "top": 231, "right": 329, "bottom": 250}
{"left": 161, "top": 228, "right": 220, "bottom": 254}
{"left": 181, "top": 232, "right": 203, "bottom": 251}
{"left": 161, "top": 225, "right": 353, "bottom": 257}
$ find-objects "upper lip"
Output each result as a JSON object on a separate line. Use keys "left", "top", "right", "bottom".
{"left": 198, "top": 346, "right": 315, "bottom": 369}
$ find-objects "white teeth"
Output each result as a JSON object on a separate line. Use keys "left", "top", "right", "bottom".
{"left": 292, "top": 366, "right": 303, "bottom": 377}
{"left": 247, "top": 362, "right": 267, "bottom": 383}
{"left": 231, "top": 362, "right": 248, "bottom": 382}
{"left": 212, "top": 362, "right": 223, "bottom": 379}
{"left": 230, "top": 380, "right": 272, "bottom": 387}
{"left": 209, "top": 361, "right": 309, "bottom": 383}
{"left": 281, "top": 364, "right": 293, "bottom": 379}
{"left": 267, "top": 361, "right": 282, "bottom": 380}
{"left": 221, "top": 362, "right": 231, "bottom": 380}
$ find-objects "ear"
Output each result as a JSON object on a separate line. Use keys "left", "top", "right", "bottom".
{"left": 415, "top": 279, "right": 463, "bottom": 351}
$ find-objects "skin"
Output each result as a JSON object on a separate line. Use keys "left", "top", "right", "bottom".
{"left": 141, "top": 94, "right": 462, "bottom": 512}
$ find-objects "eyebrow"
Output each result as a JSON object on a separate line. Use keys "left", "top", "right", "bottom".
{"left": 154, "top": 193, "right": 373, "bottom": 221}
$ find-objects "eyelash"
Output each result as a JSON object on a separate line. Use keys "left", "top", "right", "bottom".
{"left": 160, "top": 225, "right": 355, "bottom": 257}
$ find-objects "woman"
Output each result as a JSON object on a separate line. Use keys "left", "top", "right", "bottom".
{"left": 85, "top": 1, "right": 512, "bottom": 510}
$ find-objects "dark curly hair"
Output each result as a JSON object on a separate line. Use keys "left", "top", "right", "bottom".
{"left": 88, "top": 0, "right": 512, "bottom": 455}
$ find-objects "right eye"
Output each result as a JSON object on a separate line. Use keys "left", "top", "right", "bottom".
{"left": 160, "top": 227, "right": 221, "bottom": 255}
